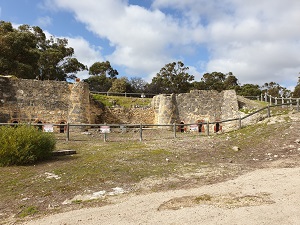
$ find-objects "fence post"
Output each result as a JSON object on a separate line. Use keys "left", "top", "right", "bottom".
{"left": 239, "top": 116, "right": 242, "bottom": 129}
{"left": 104, "top": 123, "right": 107, "bottom": 142}
{"left": 282, "top": 97, "right": 284, "bottom": 108}
{"left": 267, "top": 105, "right": 271, "bottom": 118}
{"left": 264, "top": 93, "right": 267, "bottom": 102}
{"left": 275, "top": 97, "right": 277, "bottom": 105}
{"left": 173, "top": 123, "right": 176, "bottom": 138}
{"left": 269, "top": 95, "right": 272, "bottom": 105}
{"left": 139, "top": 124, "right": 143, "bottom": 141}
{"left": 66, "top": 122, "right": 70, "bottom": 141}
{"left": 206, "top": 121, "right": 209, "bottom": 136}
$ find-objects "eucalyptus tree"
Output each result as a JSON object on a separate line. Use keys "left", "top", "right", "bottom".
{"left": 0, "top": 21, "right": 87, "bottom": 80}
{"left": 150, "top": 61, "right": 194, "bottom": 94}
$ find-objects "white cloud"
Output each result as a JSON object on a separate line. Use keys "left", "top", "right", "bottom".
{"left": 66, "top": 36, "right": 104, "bottom": 79}
{"left": 47, "top": 0, "right": 300, "bottom": 88}
{"left": 36, "top": 16, "right": 53, "bottom": 27}
{"left": 43, "top": 30, "right": 103, "bottom": 79}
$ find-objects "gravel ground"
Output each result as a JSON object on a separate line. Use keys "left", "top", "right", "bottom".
{"left": 21, "top": 112, "right": 300, "bottom": 225}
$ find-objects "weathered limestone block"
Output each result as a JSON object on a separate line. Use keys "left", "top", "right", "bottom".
{"left": 0, "top": 77, "right": 93, "bottom": 128}
{"left": 151, "top": 90, "right": 239, "bottom": 131}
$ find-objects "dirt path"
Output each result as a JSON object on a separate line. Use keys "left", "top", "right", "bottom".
{"left": 23, "top": 163, "right": 300, "bottom": 225}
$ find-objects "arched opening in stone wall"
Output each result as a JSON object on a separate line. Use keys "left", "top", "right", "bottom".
{"left": 196, "top": 120, "right": 205, "bottom": 133}
{"left": 36, "top": 120, "right": 43, "bottom": 131}
{"left": 10, "top": 119, "right": 19, "bottom": 128}
{"left": 179, "top": 121, "right": 185, "bottom": 133}
{"left": 58, "top": 120, "right": 67, "bottom": 133}
{"left": 214, "top": 122, "right": 222, "bottom": 133}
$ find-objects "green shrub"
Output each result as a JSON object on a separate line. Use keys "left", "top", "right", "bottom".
{"left": 0, "top": 125, "right": 56, "bottom": 166}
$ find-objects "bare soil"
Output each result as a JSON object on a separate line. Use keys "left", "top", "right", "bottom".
{"left": 3, "top": 112, "right": 300, "bottom": 225}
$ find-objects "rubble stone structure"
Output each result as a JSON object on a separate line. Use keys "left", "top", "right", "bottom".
{"left": 0, "top": 77, "right": 240, "bottom": 132}
{"left": 0, "top": 76, "right": 92, "bottom": 128}
{"left": 151, "top": 90, "right": 240, "bottom": 131}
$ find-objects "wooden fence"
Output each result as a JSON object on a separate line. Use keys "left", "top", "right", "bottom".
{"left": 1, "top": 100, "right": 299, "bottom": 142}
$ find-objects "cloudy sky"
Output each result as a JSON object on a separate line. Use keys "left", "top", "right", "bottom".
{"left": 1, "top": 0, "right": 300, "bottom": 89}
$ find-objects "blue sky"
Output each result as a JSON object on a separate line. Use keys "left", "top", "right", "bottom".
{"left": 1, "top": 0, "right": 300, "bottom": 90}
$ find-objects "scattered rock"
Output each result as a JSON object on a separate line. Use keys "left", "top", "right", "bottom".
{"left": 295, "top": 139, "right": 300, "bottom": 144}
{"left": 232, "top": 146, "right": 240, "bottom": 152}
{"left": 52, "top": 150, "right": 76, "bottom": 156}
{"left": 45, "top": 172, "right": 61, "bottom": 180}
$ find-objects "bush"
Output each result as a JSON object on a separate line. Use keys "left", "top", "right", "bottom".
{"left": 0, "top": 125, "right": 56, "bottom": 166}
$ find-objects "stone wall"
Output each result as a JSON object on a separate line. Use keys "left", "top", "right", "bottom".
{"left": 151, "top": 90, "right": 240, "bottom": 131}
{"left": 0, "top": 76, "right": 93, "bottom": 127}
{"left": 0, "top": 77, "right": 240, "bottom": 132}
{"left": 98, "top": 107, "right": 154, "bottom": 124}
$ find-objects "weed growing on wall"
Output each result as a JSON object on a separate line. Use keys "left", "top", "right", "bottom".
{"left": 0, "top": 125, "right": 56, "bottom": 166}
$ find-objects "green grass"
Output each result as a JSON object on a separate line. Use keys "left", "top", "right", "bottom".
{"left": 91, "top": 94, "right": 152, "bottom": 108}
{"left": 0, "top": 116, "right": 296, "bottom": 221}
{"left": 18, "top": 205, "right": 39, "bottom": 218}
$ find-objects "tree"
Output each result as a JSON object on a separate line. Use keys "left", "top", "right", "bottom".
{"left": 109, "top": 77, "right": 132, "bottom": 93}
{"left": 83, "top": 75, "right": 112, "bottom": 92}
{"left": 89, "top": 61, "right": 118, "bottom": 78}
{"left": 224, "top": 72, "right": 239, "bottom": 90}
{"left": 293, "top": 77, "right": 300, "bottom": 98}
{"left": 236, "top": 84, "right": 261, "bottom": 96}
{"left": 150, "top": 61, "right": 194, "bottom": 94}
{"left": 260, "top": 82, "right": 290, "bottom": 97}
{"left": 37, "top": 37, "right": 87, "bottom": 80}
{"left": 0, "top": 21, "right": 40, "bottom": 79}
{"left": 85, "top": 61, "right": 119, "bottom": 91}
{"left": 200, "top": 72, "right": 226, "bottom": 92}
{"left": 128, "top": 77, "right": 147, "bottom": 93}
{"left": 194, "top": 72, "right": 239, "bottom": 92}
{"left": 0, "top": 21, "right": 87, "bottom": 80}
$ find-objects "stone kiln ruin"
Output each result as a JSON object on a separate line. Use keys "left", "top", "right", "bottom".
{"left": 0, "top": 77, "right": 240, "bottom": 132}
{"left": 0, "top": 76, "right": 94, "bottom": 131}
{"left": 151, "top": 90, "right": 240, "bottom": 131}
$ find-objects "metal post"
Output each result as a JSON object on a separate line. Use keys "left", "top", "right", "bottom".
{"left": 267, "top": 105, "right": 271, "bottom": 118}
{"left": 139, "top": 124, "right": 143, "bottom": 141}
{"left": 173, "top": 123, "right": 176, "bottom": 138}
{"left": 206, "top": 121, "right": 209, "bottom": 136}
{"left": 66, "top": 122, "right": 70, "bottom": 141}
{"left": 104, "top": 123, "right": 107, "bottom": 142}
{"left": 264, "top": 93, "right": 267, "bottom": 102}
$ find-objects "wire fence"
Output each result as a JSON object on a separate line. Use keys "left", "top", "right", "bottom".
{"left": 90, "top": 91, "right": 156, "bottom": 98}
{"left": 1, "top": 100, "right": 299, "bottom": 142}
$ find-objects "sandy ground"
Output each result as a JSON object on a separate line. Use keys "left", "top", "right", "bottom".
{"left": 23, "top": 164, "right": 300, "bottom": 225}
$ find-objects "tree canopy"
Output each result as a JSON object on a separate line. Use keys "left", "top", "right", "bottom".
{"left": 149, "top": 61, "right": 194, "bottom": 94}
{"left": 0, "top": 21, "right": 87, "bottom": 81}
{"left": 89, "top": 61, "right": 118, "bottom": 78}
{"left": 1, "top": 21, "right": 297, "bottom": 96}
